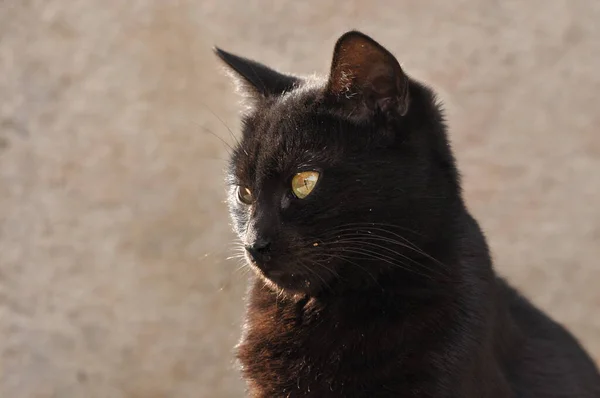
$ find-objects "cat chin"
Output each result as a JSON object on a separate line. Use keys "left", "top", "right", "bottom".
{"left": 252, "top": 266, "right": 325, "bottom": 296}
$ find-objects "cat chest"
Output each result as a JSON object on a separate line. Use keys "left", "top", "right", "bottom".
{"left": 237, "top": 322, "right": 408, "bottom": 397}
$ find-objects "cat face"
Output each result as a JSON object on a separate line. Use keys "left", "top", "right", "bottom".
{"left": 217, "top": 32, "right": 459, "bottom": 295}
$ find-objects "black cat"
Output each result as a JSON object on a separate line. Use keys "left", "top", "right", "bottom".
{"left": 215, "top": 31, "right": 600, "bottom": 397}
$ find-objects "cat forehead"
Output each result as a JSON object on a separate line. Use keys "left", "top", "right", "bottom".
{"left": 244, "top": 87, "right": 330, "bottom": 147}
{"left": 234, "top": 113, "right": 339, "bottom": 182}
{"left": 235, "top": 125, "right": 328, "bottom": 182}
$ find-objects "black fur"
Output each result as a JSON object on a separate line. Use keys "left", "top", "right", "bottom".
{"left": 216, "top": 31, "right": 600, "bottom": 397}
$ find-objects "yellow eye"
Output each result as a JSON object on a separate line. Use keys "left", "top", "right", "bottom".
{"left": 237, "top": 186, "right": 253, "bottom": 204}
{"left": 291, "top": 171, "right": 320, "bottom": 199}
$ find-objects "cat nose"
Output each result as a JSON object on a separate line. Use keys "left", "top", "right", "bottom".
{"left": 245, "top": 238, "right": 272, "bottom": 263}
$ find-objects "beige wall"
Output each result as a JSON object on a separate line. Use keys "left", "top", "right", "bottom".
{"left": 1, "top": 1, "right": 599, "bottom": 397}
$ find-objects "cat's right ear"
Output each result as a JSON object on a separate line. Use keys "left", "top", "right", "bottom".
{"left": 214, "top": 48, "right": 300, "bottom": 101}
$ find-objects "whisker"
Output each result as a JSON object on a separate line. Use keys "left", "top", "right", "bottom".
{"left": 317, "top": 226, "right": 448, "bottom": 269}
{"left": 328, "top": 247, "right": 433, "bottom": 280}
{"left": 198, "top": 101, "right": 243, "bottom": 149}
{"left": 192, "top": 122, "right": 235, "bottom": 154}
{"left": 319, "top": 253, "right": 381, "bottom": 287}
{"left": 323, "top": 235, "right": 448, "bottom": 276}
{"left": 318, "top": 226, "right": 419, "bottom": 250}
{"left": 323, "top": 237, "right": 446, "bottom": 278}
{"left": 328, "top": 244, "right": 433, "bottom": 279}
{"left": 297, "top": 259, "right": 330, "bottom": 291}
{"left": 318, "top": 221, "right": 425, "bottom": 237}
{"left": 305, "top": 256, "right": 339, "bottom": 279}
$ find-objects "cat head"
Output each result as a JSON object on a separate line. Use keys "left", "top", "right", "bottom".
{"left": 216, "top": 31, "right": 461, "bottom": 296}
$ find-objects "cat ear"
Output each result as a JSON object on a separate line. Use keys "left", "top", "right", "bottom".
{"left": 214, "top": 48, "right": 300, "bottom": 99}
{"left": 325, "top": 31, "right": 409, "bottom": 117}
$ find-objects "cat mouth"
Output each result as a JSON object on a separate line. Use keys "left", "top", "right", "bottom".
{"left": 266, "top": 271, "right": 311, "bottom": 291}
{"left": 248, "top": 259, "right": 310, "bottom": 290}
{"left": 244, "top": 251, "right": 318, "bottom": 291}
{"left": 256, "top": 266, "right": 299, "bottom": 282}
{"left": 245, "top": 254, "right": 278, "bottom": 277}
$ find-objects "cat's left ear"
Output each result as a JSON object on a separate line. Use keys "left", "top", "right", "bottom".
{"left": 325, "top": 31, "right": 409, "bottom": 118}
{"left": 214, "top": 48, "right": 300, "bottom": 100}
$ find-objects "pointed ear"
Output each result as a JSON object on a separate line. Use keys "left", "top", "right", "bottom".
{"left": 326, "top": 31, "right": 409, "bottom": 117}
{"left": 214, "top": 47, "right": 300, "bottom": 99}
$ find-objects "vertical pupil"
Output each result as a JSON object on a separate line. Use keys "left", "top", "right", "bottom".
{"left": 292, "top": 171, "right": 318, "bottom": 198}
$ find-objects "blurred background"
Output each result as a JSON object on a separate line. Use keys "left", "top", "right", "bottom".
{"left": 1, "top": 0, "right": 599, "bottom": 397}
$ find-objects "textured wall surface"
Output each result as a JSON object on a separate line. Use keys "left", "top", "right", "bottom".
{"left": 1, "top": 1, "right": 599, "bottom": 397}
